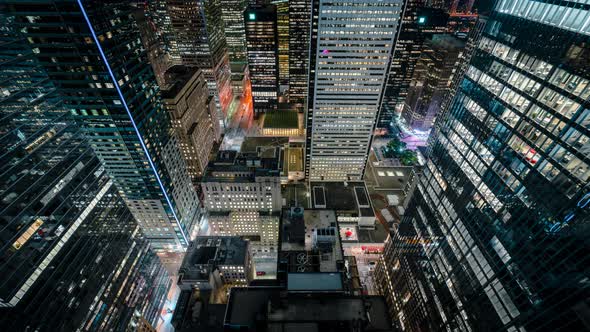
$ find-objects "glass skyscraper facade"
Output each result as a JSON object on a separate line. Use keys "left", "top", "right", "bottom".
{"left": 275, "top": 0, "right": 290, "bottom": 97}
{"left": 220, "top": 0, "right": 249, "bottom": 65}
{"left": 0, "top": 18, "right": 169, "bottom": 330}
{"left": 288, "top": 0, "right": 311, "bottom": 111}
{"left": 245, "top": 5, "right": 279, "bottom": 116}
{"left": 378, "top": 2, "right": 590, "bottom": 331}
{"left": 3, "top": 0, "right": 202, "bottom": 251}
{"left": 378, "top": 0, "right": 423, "bottom": 129}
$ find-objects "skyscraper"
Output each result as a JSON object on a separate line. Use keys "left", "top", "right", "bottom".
{"left": 220, "top": 0, "right": 249, "bottom": 65}
{"left": 219, "top": 0, "right": 250, "bottom": 99}
{"left": 377, "top": 0, "right": 425, "bottom": 129}
{"left": 161, "top": 66, "right": 220, "bottom": 182}
{"left": 165, "top": 0, "right": 234, "bottom": 125}
{"left": 379, "top": 2, "right": 590, "bottom": 331}
{"left": 378, "top": 3, "right": 450, "bottom": 129}
{"left": 245, "top": 5, "right": 279, "bottom": 116}
{"left": 135, "top": 7, "right": 172, "bottom": 87}
{"left": 305, "top": 0, "right": 404, "bottom": 181}
{"left": 274, "top": 0, "right": 290, "bottom": 98}
{"left": 4, "top": 0, "right": 201, "bottom": 250}
{"left": 404, "top": 35, "right": 465, "bottom": 131}
{"left": 0, "top": 21, "right": 169, "bottom": 329}
{"left": 288, "top": 0, "right": 312, "bottom": 111}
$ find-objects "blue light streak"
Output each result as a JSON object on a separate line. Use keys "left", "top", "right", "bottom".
{"left": 77, "top": 0, "right": 188, "bottom": 244}
{"left": 578, "top": 192, "right": 590, "bottom": 208}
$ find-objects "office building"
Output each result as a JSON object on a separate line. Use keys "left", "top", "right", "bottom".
{"left": 220, "top": 0, "right": 249, "bottom": 65}
{"left": 274, "top": 0, "right": 290, "bottom": 97}
{"left": 383, "top": 3, "right": 590, "bottom": 331}
{"left": 135, "top": 7, "right": 172, "bottom": 87}
{"left": 378, "top": 4, "right": 450, "bottom": 129}
{"left": 209, "top": 211, "right": 280, "bottom": 255}
{"left": 245, "top": 6, "right": 279, "bottom": 115}
{"left": 230, "top": 62, "right": 249, "bottom": 97}
{"left": 0, "top": 26, "right": 169, "bottom": 329}
{"left": 404, "top": 35, "right": 465, "bottom": 130}
{"left": 165, "top": 0, "right": 233, "bottom": 124}
{"left": 374, "top": 224, "right": 426, "bottom": 331}
{"left": 201, "top": 149, "right": 283, "bottom": 212}
{"left": 288, "top": 0, "right": 312, "bottom": 111}
{"left": 3, "top": 0, "right": 202, "bottom": 250}
{"left": 161, "top": 66, "right": 220, "bottom": 182}
{"left": 146, "top": 0, "right": 180, "bottom": 64}
{"left": 305, "top": 0, "right": 404, "bottom": 181}
{"left": 177, "top": 236, "right": 251, "bottom": 291}
{"left": 220, "top": 0, "right": 250, "bottom": 99}
{"left": 377, "top": 0, "right": 425, "bottom": 129}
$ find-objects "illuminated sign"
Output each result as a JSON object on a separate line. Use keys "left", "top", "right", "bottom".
{"left": 249, "top": 13, "right": 256, "bottom": 20}
{"left": 13, "top": 219, "right": 44, "bottom": 250}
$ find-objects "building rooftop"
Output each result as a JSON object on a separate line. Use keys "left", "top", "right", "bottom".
{"left": 263, "top": 111, "right": 299, "bottom": 129}
{"left": 213, "top": 150, "right": 238, "bottom": 165}
{"left": 287, "top": 272, "right": 343, "bottom": 292}
{"left": 160, "top": 65, "right": 200, "bottom": 99}
{"left": 310, "top": 182, "right": 372, "bottom": 213}
{"left": 281, "top": 209, "right": 343, "bottom": 272}
{"left": 285, "top": 147, "right": 304, "bottom": 173}
{"left": 240, "top": 136, "right": 289, "bottom": 153}
{"left": 225, "top": 287, "right": 392, "bottom": 331}
{"left": 310, "top": 182, "right": 376, "bottom": 226}
{"left": 340, "top": 221, "right": 388, "bottom": 244}
{"left": 178, "top": 236, "right": 248, "bottom": 283}
{"left": 355, "top": 186, "right": 370, "bottom": 207}
{"left": 367, "top": 164, "right": 413, "bottom": 190}
{"left": 201, "top": 146, "right": 283, "bottom": 182}
{"left": 172, "top": 290, "right": 225, "bottom": 332}
{"left": 312, "top": 187, "right": 326, "bottom": 207}
{"left": 230, "top": 63, "right": 247, "bottom": 76}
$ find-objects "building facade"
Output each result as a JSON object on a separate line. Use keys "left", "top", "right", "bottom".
{"left": 378, "top": 3, "right": 450, "bottom": 129}
{"left": 162, "top": 66, "right": 220, "bottom": 182}
{"left": 245, "top": 6, "right": 279, "bottom": 116}
{"left": 377, "top": 0, "right": 423, "bottom": 128}
{"left": 165, "top": 0, "right": 234, "bottom": 126}
{"left": 201, "top": 149, "right": 283, "bottom": 212}
{"left": 178, "top": 236, "right": 251, "bottom": 291}
{"left": 374, "top": 225, "right": 428, "bottom": 331}
{"left": 220, "top": 0, "right": 249, "bottom": 65}
{"left": 275, "top": 0, "right": 290, "bottom": 98}
{"left": 208, "top": 211, "right": 280, "bottom": 255}
{"left": 305, "top": 0, "right": 404, "bottom": 181}
{"left": 0, "top": 23, "right": 169, "bottom": 329}
{"left": 288, "top": 0, "right": 312, "bottom": 111}
{"left": 135, "top": 7, "right": 172, "bottom": 87}
{"left": 404, "top": 35, "right": 465, "bottom": 131}
{"left": 4, "top": 0, "right": 202, "bottom": 250}
{"left": 385, "top": 3, "right": 590, "bottom": 331}
{"left": 202, "top": 175, "right": 282, "bottom": 211}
